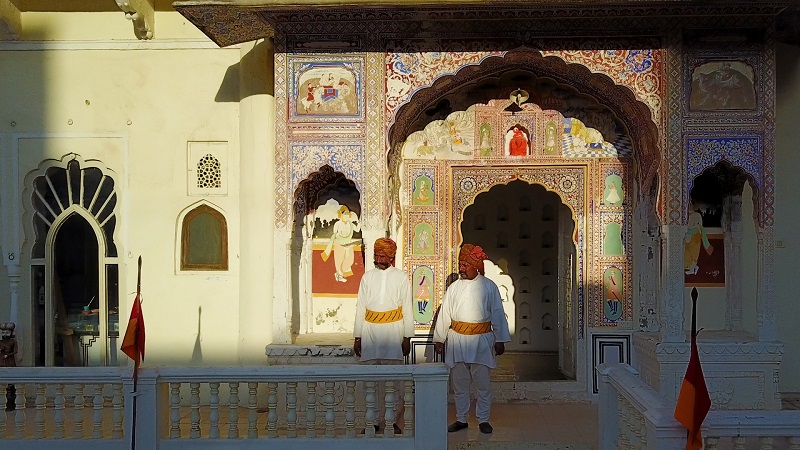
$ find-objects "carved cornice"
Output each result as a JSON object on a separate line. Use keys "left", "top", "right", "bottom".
{"left": 115, "top": 0, "right": 154, "bottom": 40}
{"left": 0, "top": 0, "right": 21, "bottom": 40}
{"left": 172, "top": 1, "right": 791, "bottom": 47}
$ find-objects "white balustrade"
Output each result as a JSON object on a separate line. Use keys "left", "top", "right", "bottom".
{"left": 0, "top": 363, "right": 449, "bottom": 449}
{"left": 599, "top": 363, "right": 800, "bottom": 450}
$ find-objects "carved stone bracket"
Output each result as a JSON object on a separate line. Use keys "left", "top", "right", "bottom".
{"left": 0, "top": 0, "right": 21, "bottom": 40}
{"left": 115, "top": 0, "right": 154, "bottom": 40}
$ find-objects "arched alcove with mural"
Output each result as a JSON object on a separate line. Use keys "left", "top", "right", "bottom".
{"left": 292, "top": 165, "right": 365, "bottom": 336}
{"left": 386, "top": 50, "right": 662, "bottom": 389}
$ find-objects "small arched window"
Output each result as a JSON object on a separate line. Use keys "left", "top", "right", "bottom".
{"left": 181, "top": 205, "right": 228, "bottom": 271}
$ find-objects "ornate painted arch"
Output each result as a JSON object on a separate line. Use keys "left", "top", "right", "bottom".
{"left": 387, "top": 48, "right": 663, "bottom": 200}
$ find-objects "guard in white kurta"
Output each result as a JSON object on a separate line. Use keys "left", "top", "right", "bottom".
{"left": 353, "top": 238, "right": 413, "bottom": 434}
{"left": 434, "top": 244, "right": 510, "bottom": 434}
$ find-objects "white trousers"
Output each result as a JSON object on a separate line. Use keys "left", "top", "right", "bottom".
{"left": 451, "top": 362, "right": 491, "bottom": 423}
{"left": 362, "top": 359, "right": 406, "bottom": 426}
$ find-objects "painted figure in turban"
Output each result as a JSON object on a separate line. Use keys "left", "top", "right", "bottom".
{"left": 433, "top": 244, "right": 511, "bottom": 434}
{"left": 353, "top": 238, "right": 414, "bottom": 434}
{"left": 322, "top": 205, "right": 361, "bottom": 282}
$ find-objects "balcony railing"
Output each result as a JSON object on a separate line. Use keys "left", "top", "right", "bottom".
{"left": 0, "top": 363, "right": 449, "bottom": 450}
{"left": 598, "top": 363, "right": 800, "bottom": 450}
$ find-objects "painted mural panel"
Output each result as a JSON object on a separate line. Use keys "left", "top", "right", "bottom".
{"left": 290, "top": 57, "right": 364, "bottom": 122}
{"left": 684, "top": 211, "right": 725, "bottom": 287}
{"left": 405, "top": 211, "right": 440, "bottom": 258}
{"left": 602, "top": 266, "right": 624, "bottom": 323}
{"left": 411, "top": 264, "right": 435, "bottom": 325}
{"left": 311, "top": 199, "right": 365, "bottom": 294}
{"left": 505, "top": 125, "right": 531, "bottom": 156}
{"left": 689, "top": 60, "right": 756, "bottom": 111}
{"left": 601, "top": 213, "right": 625, "bottom": 257}
{"left": 602, "top": 173, "right": 624, "bottom": 206}
{"left": 542, "top": 113, "right": 562, "bottom": 156}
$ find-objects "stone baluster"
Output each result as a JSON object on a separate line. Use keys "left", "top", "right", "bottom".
{"left": 286, "top": 382, "right": 298, "bottom": 438}
{"left": 705, "top": 437, "right": 719, "bottom": 450}
{"left": 616, "top": 394, "right": 626, "bottom": 449}
{"left": 35, "top": 383, "right": 45, "bottom": 438}
{"left": 0, "top": 383, "right": 6, "bottom": 438}
{"left": 169, "top": 383, "right": 181, "bottom": 438}
{"left": 52, "top": 384, "right": 65, "bottom": 439}
{"left": 620, "top": 398, "right": 632, "bottom": 450}
{"left": 267, "top": 382, "right": 278, "bottom": 438}
{"left": 13, "top": 384, "right": 25, "bottom": 439}
{"left": 73, "top": 384, "right": 84, "bottom": 438}
{"left": 733, "top": 436, "right": 746, "bottom": 449}
{"left": 365, "top": 381, "right": 377, "bottom": 438}
{"left": 306, "top": 381, "right": 317, "bottom": 438}
{"left": 404, "top": 380, "right": 413, "bottom": 437}
{"left": 759, "top": 437, "right": 775, "bottom": 450}
{"left": 189, "top": 382, "right": 201, "bottom": 438}
{"left": 632, "top": 409, "right": 645, "bottom": 449}
{"left": 345, "top": 381, "right": 355, "bottom": 438}
{"left": 209, "top": 382, "right": 220, "bottom": 439}
{"left": 112, "top": 383, "right": 123, "bottom": 439}
{"left": 248, "top": 382, "right": 259, "bottom": 439}
{"left": 383, "top": 380, "right": 395, "bottom": 438}
{"left": 324, "top": 381, "right": 335, "bottom": 438}
{"left": 789, "top": 436, "right": 800, "bottom": 450}
{"left": 92, "top": 384, "right": 103, "bottom": 439}
{"left": 228, "top": 382, "right": 240, "bottom": 438}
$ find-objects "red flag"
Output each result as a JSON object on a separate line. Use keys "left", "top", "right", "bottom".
{"left": 674, "top": 288, "right": 711, "bottom": 450}
{"left": 121, "top": 257, "right": 145, "bottom": 370}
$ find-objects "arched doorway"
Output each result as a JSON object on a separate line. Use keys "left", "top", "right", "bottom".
{"left": 461, "top": 180, "right": 576, "bottom": 380}
{"left": 387, "top": 53, "right": 657, "bottom": 392}
{"left": 27, "top": 157, "right": 120, "bottom": 366}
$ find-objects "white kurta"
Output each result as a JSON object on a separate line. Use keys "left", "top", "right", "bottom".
{"left": 354, "top": 266, "right": 414, "bottom": 361}
{"left": 433, "top": 274, "right": 511, "bottom": 368}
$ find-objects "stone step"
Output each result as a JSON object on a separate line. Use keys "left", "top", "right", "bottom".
{"left": 450, "top": 443, "right": 593, "bottom": 450}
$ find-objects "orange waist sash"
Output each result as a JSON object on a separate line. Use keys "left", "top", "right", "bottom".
{"left": 450, "top": 320, "right": 492, "bottom": 335}
{"left": 365, "top": 307, "right": 403, "bottom": 324}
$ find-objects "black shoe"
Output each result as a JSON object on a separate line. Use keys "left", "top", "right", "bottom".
{"left": 359, "top": 424, "right": 381, "bottom": 434}
{"left": 448, "top": 421, "right": 469, "bottom": 432}
{"left": 479, "top": 422, "right": 493, "bottom": 434}
{"left": 393, "top": 423, "right": 402, "bottom": 434}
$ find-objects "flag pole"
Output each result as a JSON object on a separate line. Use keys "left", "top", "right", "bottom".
{"left": 131, "top": 256, "right": 142, "bottom": 450}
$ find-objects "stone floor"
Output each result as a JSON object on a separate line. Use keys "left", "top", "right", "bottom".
{"left": 447, "top": 402, "right": 597, "bottom": 450}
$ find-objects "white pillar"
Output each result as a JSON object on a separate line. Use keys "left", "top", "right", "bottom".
{"left": 757, "top": 226, "right": 777, "bottom": 341}
{"left": 238, "top": 39, "right": 277, "bottom": 361}
{"left": 723, "top": 195, "right": 743, "bottom": 331}
{"left": 360, "top": 228, "right": 385, "bottom": 268}
{"left": 272, "top": 230, "right": 293, "bottom": 344}
{"left": 660, "top": 225, "right": 685, "bottom": 343}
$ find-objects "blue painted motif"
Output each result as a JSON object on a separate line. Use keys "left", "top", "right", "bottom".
{"left": 625, "top": 50, "right": 653, "bottom": 73}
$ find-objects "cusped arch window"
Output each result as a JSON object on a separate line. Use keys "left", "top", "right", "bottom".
{"left": 181, "top": 204, "right": 228, "bottom": 271}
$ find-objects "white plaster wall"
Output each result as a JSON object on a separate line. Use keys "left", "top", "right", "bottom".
{"left": 775, "top": 42, "right": 800, "bottom": 393}
{"left": 0, "top": 10, "right": 268, "bottom": 366}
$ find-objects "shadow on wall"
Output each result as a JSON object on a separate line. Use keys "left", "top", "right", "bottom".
{"left": 192, "top": 306, "right": 203, "bottom": 365}
{"left": 215, "top": 38, "right": 275, "bottom": 102}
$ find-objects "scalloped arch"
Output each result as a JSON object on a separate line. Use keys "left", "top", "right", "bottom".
{"left": 387, "top": 49, "right": 661, "bottom": 196}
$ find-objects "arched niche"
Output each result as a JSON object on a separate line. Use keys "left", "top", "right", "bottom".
{"left": 291, "top": 165, "right": 364, "bottom": 336}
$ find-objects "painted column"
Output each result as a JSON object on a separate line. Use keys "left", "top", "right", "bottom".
{"left": 634, "top": 201, "right": 660, "bottom": 333}
{"left": 757, "top": 226, "right": 777, "bottom": 341}
{"left": 723, "top": 195, "right": 743, "bottom": 331}
{"left": 238, "top": 39, "right": 280, "bottom": 359}
{"left": 660, "top": 224, "right": 685, "bottom": 343}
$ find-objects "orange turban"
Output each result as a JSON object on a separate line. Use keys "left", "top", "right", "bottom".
{"left": 459, "top": 244, "right": 487, "bottom": 274}
{"left": 374, "top": 238, "right": 397, "bottom": 258}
